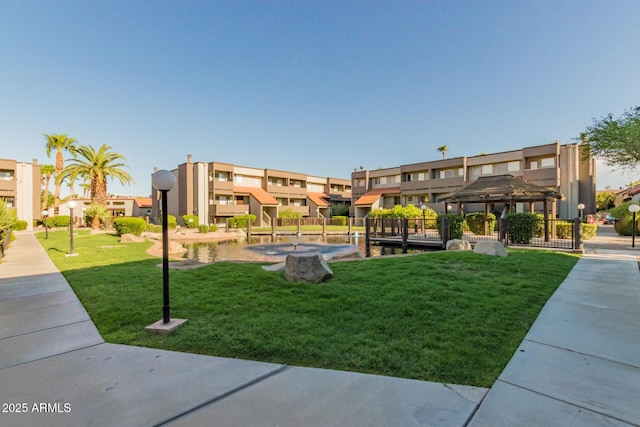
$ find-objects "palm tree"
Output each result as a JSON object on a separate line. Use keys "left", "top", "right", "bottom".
{"left": 40, "top": 164, "right": 55, "bottom": 211}
{"left": 437, "top": 145, "right": 449, "bottom": 159}
{"left": 58, "top": 144, "right": 134, "bottom": 227}
{"left": 44, "top": 133, "right": 77, "bottom": 213}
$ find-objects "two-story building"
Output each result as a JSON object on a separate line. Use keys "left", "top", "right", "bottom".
{"left": 152, "top": 155, "right": 351, "bottom": 226}
{"left": 0, "top": 158, "right": 41, "bottom": 230}
{"left": 352, "top": 141, "right": 596, "bottom": 219}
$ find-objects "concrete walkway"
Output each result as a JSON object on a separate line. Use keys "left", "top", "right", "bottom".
{"left": 0, "top": 227, "right": 638, "bottom": 426}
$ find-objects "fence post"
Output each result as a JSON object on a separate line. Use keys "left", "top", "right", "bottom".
{"left": 365, "top": 217, "right": 371, "bottom": 257}
{"left": 574, "top": 218, "right": 584, "bottom": 253}
{"left": 297, "top": 217, "right": 301, "bottom": 236}
{"left": 499, "top": 218, "right": 507, "bottom": 245}
{"left": 322, "top": 217, "right": 327, "bottom": 236}
{"left": 247, "top": 216, "right": 252, "bottom": 238}
{"left": 402, "top": 218, "right": 409, "bottom": 253}
{"left": 348, "top": 217, "right": 352, "bottom": 236}
{"left": 441, "top": 217, "right": 450, "bottom": 249}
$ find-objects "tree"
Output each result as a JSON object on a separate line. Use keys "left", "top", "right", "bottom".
{"left": 44, "top": 133, "right": 77, "bottom": 212}
{"left": 40, "top": 164, "right": 55, "bottom": 211}
{"left": 437, "top": 145, "right": 449, "bottom": 159}
{"left": 58, "top": 144, "right": 134, "bottom": 227}
{"left": 596, "top": 192, "right": 616, "bottom": 211}
{"left": 583, "top": 106, "right": 640, "bottom": 169}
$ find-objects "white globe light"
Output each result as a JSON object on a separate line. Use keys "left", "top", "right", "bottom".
{"left": 577, "top": 203, "right": 585, "bottom": 210}
{"left": 628, "top": 204, "right": 640, "bottom": 213}
{"left": 42, "top": 210, "right": 49, "bottom": 217}
{"left": 152, "top": 170, "right": 176, "bottom": 191}
{"left": 66, "top": 200, "right": 78, "bottom": 210}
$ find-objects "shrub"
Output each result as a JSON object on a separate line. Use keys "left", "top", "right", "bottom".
{"left": 113, "top": 217, "right": 146, "bottom": 236}
{"left": 583, "top": 223, "right": 598, "bottom": 240}
{"left": 465, "top": 212, "right": 496, "bottom": 235}
{"left": 153, "top": 225, "right": 162, "bottom": 233}
{"left": 47, "top": 215, "right": 70, "bottom": 228}
{"left": 331, "top": 204, "right": 349, "bottom": 217}
{"left": 230, "top": 214, "right": 256, "bottom": 228}
{"left": 436, "top": 213, "right": 465, "bottom": 240}
{"left": 198, "top": 224, "right": 209, "bottom": 233}
{"left": 167, "top": 215, "right": 178, "bottom": 229}
{"left": 506, "top": 213, "right": 538, "bottom": 244}
{"left": 278, "top": 209, "right": 303, "bottom": 219}
{"left": 611, "top": 202, "right": 639, "bottom": 236}
{"left": 331, "top": 216, "right": 348, "bottom": 226}
{"left": 555, "top": 220, "right": 574, "bottom": 239}
{"left": 182, "top": 214, "right": 199, "bottom": 228}
{"left": 85, "top": 204, "right": 108, "bottom": 228}
{"left": 146, "top": 223, "right": 157, "bottom": 232}
{"left": 12, "top": 220, "right": 28, "bottom": 231}
{"left": 209, "top": 224, "right": 218, "bottom": 232}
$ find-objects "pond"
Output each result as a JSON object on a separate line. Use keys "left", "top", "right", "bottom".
{"left": 181, "top": 234, "right": 401, "bottom": 263}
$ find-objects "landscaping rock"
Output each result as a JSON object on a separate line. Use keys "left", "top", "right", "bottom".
{"left": 168, "top": 241, "right": 187, "bottom": 255}
{"left": 473, "top": 241, "right": 508, "bottom": 257}
{"left": 326, "top": 247, "right": 365, "bottom": 261}
{"left": 446, "top": 239, "right": 472, "bottom": 251}
{"left": 120, "top": 233, "right": 145, "bottom": 243}
{"left": 284, "top": 252, "right": 333, "bottom": 283}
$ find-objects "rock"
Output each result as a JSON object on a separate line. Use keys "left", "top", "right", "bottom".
{"left": 326, "top": 247, "right": 365, "bottom": 261}
{"left": 473, "top": 241, "right": 508, "bottom": 257}
{"left": 446, "top": 239, "right": 472, "bottom": 251}
{"left": 168, "top": 241, "right": 187, "bottom": 255}
{"left": 120, "top": 233, "right": 145, "bottom": 243}
{"left": 284, "top": 252, "right": 333, "bottom": 283}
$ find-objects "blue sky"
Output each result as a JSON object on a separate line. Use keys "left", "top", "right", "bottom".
{"left": 2, "top": 0, "right": 639, "bottom": 197}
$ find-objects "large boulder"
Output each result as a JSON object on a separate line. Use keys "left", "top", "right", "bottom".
{"left": 120, "top": 233, "right": 145, "bottom": 243}
{"left": 446, "top": 239, "right": 472, "bottom": 251}
{"left": 284, "top": 252, "right": 333, "bottom": 283}
{"left": 473, "top": 241, "right": 508, "bottom": 257}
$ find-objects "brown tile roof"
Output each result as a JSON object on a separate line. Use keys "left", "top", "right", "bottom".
{"left": 234, "top": 186, "right": 279, "bottom": 205}
{"left": 354, "top": 187, "right": 401, "bottom": 206}
{"left": 134, "top": 197, "right": 152, "bottom": 208}
{"left": 307, "top": 192, "right": 330, "bottom": 207}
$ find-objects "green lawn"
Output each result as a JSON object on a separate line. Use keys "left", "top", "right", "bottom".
{"left": 37, "top": 230, "right": 579, "bottom": 387}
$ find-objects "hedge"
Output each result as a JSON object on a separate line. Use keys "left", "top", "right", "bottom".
{"left": 182, "top": 214, "right": 199, "bottom": 228}
{"left": 113, "top": 217, "right": 147, "bottom": 236}
{"left": 12, "top": 220, "right": 28, "bottom": 231}
{"left": 465, "top": 212, "right": 496, "bottom": 235}
{"left": 45, "top": 215, "right": 70, "bottom": 228}
{"left": 436, "top": 213, "right": 465, "bottom": 240}
{"left": 506, "top": 212, "right": 538, "bottom": 244}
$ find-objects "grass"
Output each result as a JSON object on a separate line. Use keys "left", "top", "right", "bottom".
{"left": 37, "top": 230, "right": 579, "bottom": 387}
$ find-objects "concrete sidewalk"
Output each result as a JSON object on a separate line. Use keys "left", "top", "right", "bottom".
{"left": 0, "top": 232, "right": 485, "bottom": 427}
{"left": 1, "top": 230, "right": 639, "bottom": 426}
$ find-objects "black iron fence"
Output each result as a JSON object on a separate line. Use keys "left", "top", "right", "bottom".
{"left": 365, "top": 217, "right": 583, "bottom": 256}
{"left": 0, "top": 228, "right": 12, "bottom": 259}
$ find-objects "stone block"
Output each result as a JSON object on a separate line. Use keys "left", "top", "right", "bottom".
{"left": 285, "top": 252, "right": 333, "bottom": 283}
{"left": 446, "top": 239, "right": 472, "bottom": 251}
{"left": 473, "top": 241, "right": 507, "bottom": 257}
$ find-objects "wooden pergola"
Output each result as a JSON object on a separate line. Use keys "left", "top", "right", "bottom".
{"left": 439, "top": 174, "right": 564, "bottom": 241}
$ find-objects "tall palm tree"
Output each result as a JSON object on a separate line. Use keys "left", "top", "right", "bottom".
{"left": 40, "top": 164, "right": 55, "bottom": 211}
{"left": 437, "top": 145, "right": 449, "bottom": 159}
{"left": 58, "top": 144, "right": 134, "bottom": 227}
{"left": 44, "top": 133, "right": 77, "bottom": 213}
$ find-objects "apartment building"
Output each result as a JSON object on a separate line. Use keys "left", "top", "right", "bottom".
{"left": 152, "top": 155, "right": 352, "bottom": 226}
{"left": 351, "top": 141, "right": 596, "bottom": 219}
{"left": 0, "top": 158, "right": 41, "bottom": 230}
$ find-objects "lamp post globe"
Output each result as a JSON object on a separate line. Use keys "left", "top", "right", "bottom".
{"left": 577, "top": 203, "right": 585, "bottom": 219}
{"left": 152, "top": 170, "right": 176, "bottom": 324}
{"left": 628, "top": 204, "right": 640, "bottom": 248}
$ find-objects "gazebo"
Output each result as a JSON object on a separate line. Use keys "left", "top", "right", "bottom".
{"left": 439, "top": 174, "right": 564, "bottom": 241}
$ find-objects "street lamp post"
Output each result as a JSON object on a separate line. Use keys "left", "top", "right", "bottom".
{"left": 629, "top": 204, "right": 640, "bottom": 248}
{"left": 42, "top": 210, "right": 49, "bottom": 239}
{"left": 66, "top": 201, "right": 77, "bottom": 255}
{"left": 577, "top": 203, "right": 585, "bottom": 220}
{"left": 153, "top": 170, "right": 177, "bottom": 324}
{"left": 421, "top": 204, "right": 427, "bottom": 238}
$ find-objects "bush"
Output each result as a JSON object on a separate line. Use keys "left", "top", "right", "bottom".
{"left": 46, "top": 215, "right": 70, "bottom": 228}
{"left": 113, "top": 217, "right": 146, "bottom": 236}
{"left": 506, "top": 213, "right": 538, "bottom": 244}
{"left": 198, "top": 224, "right": 209, "bottom": 233}
{"left": 230, "top": 214, "right": 256, "bottom": 228}
{"left": 437, "top": 213, "right": 465, "bottom": 240}
{"left": 332, "top": 216, "right": 348, "bottom": 226}
{"left": 583, "top": 223, "right": 598, "bottom": 240}
{"left": 555, "top": 220, "right": 574, "bottom": 239}
{"left": 183, "top": 214, "right": 199, "bottom": 228}
{"left": 279, "top": 209, "right": 303, "bottom": 219}
{"left": 465, "top": 212, "right": 496, "bottom": 235}
{"left": 331, "top": 204, "right": 349, "bottom": 217}
{"left": 611, "top": 202, "right": 639, "bottom": 236}
{"left": 12, "top": 220, "right": 28, "bottom": 231}
{"left": 209, "top": 224, "right": 218, "bottom": 232}
{"left": 166, "top": 215, "right": 178, "bottom": 229}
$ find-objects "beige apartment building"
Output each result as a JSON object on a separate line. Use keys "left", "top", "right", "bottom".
{"left": 351, "top": 141, "right": 595, "bottom": 219}
{"left": 152, "top": 155, "right": 352, "bottom": 226}
{"left": 0, "top": 158, "right": 41, "bottom": 230}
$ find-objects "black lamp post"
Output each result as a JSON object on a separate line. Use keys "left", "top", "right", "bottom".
{"left": 577, "top": 203, "right": 585, "bottom": 220}
{"left": 629, "top": 204, "right": 640, "bottom": 248}
{"left": 153, "top": 170, "right": 177, "bottom": 324}
{"left": 42, "top": 209, "right": 49, "bottom": 239}
{"left": 66, "top": 201, "right": 77, "bottom": 255}
{"left": 421, "top": 203, "right": 427, "bottom": 238}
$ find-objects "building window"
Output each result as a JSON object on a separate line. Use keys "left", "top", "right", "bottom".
{"left": 528, "top": 160, "right": 538, "bottom": 170}
{"left": 541, "top": 157, "right": 555, "bottom": 168}
{"left": 508, "top": 161, "right": 520, "bottom": 172}
{"left": 2, "top": 197, "right": 14, "bottom": 207}
{"left": 481, "top": 164, "right": 493, "bottom": 174}
{"left": 0, "top": 170, "right": 14, "bottom": 180}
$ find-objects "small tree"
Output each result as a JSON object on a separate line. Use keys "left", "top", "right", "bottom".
{"left": 583, "top": 106, "right": 640, "bottom": 170}
{"left": 596, "top": 192, "right": 616, "bottom": 211}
